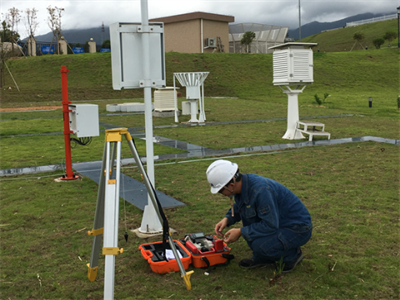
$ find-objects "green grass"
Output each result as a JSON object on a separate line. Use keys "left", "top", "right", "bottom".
{"left": 1, "top": 142, "right": 398, "bottom": 299}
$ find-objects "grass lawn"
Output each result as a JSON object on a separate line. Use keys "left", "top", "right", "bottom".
{"left": 1, "top": 142, "right": 398, "bottom": 299}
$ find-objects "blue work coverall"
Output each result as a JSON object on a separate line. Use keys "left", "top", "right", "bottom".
{"left": 224, "top": 174, "right": 312, "bottom": 264}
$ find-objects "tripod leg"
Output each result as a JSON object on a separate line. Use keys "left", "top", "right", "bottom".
{"left": 87, "top": 143, "right": 107, "bottom": 281}
{"left": 124, "top": 133, "right": 193, "bottom": 290}
{"left": 103, "top": 141, "right": 122, "bottom": 300}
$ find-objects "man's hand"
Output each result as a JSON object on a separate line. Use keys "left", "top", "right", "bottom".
{"left": 223, "top": 228, "right": 242, "bottom": 243}
{"left": 214, "top": 218, "right": 229, "bottom": 237}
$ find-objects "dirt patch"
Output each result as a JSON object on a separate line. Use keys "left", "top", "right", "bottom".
{"left": 0, "top": 106, "right": 62, "bottom": 112}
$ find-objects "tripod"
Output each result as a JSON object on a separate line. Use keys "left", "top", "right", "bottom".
{"left": 87, "top": 128, "right": 193, "bottom": 299}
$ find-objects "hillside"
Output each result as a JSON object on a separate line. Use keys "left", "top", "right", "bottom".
{"left": 287, "top": 12, "right": 392, "bottom": 40}
{"left": 32, "top": 26, "right": 111, "bottom": 45}
{"left": 1, "top": 47, "right": 397, "bottom": 106}
{"left": 302, "top": 18, "right": 398, "bottom": 52}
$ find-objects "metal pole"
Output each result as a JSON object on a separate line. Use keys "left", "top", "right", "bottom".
{"left": 140, "top": 0, "right": 162, "bottom": 233}
{"left": 140, "top": 0, "right": 153, "bottom": 183}
{"left": 397, "top": 8, "right": 400, "bottom": 48}
{"left": 298, "top": 0, "right": 301, "bottom": 41}
{"left": 59, "top": 66, "right": 78, "bottom": 180}
{"left": 174, "top": 74, "right": 179, "bottom": 122}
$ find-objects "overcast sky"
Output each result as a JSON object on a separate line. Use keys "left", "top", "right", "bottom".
{"left": 1, "top": 0, "right": 398, "bottom": 39}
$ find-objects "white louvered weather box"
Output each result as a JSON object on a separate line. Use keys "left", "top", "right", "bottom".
{"left": 269, "top": 43, "right": 317, "bottom": 86}
{"left": 153, "top": 87, "right": 177, "bottom": 111}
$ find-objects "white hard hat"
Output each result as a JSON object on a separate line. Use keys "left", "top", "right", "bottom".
{"left": 206, "top": 159, "right": 238, "bottom": 194}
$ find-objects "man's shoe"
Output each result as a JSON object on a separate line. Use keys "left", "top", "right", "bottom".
{"left": 282, "top": 251, "right": 304, "bottom": 273}
{"left": 239, "top": 258, "right": 275, "bottom": 269}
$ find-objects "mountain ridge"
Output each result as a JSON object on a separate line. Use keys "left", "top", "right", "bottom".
{"left": 287, "top": 12, "right": 392, "bottom": 40}
{"left": 30, "top": 12, "right": 394, "bottom": 44}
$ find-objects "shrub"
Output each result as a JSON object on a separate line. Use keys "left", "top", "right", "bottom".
{"left": 314, "top": 93, "right": 330, "bottom": 105}
{"left": 383, "top": 31, "right": 397, "bottom": 47}
{"left": 373, "top": 38, "right": 385, "bottom": 49}
{"left": 314, "top": 94, "right": 322, "bottom": 105}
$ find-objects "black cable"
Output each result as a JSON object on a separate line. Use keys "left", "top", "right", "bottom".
{"left": 70, "top": 137, "right": 93, "bottom": 148}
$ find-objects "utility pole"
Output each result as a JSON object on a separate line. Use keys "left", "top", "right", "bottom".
{"left": 298, "top": 0, "right": 301, "bottom": 41}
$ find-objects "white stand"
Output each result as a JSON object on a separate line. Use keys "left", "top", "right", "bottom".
{"left": 280, "top": 86, "right": 306, "bottom": 140}
{"left": 173, "top": 72, "right": 209, "bottom": 123}
{"left": 188, "top": 100, "right": 199, "bottom": 122}
{"left": 139, "top": 203, "right": 162, "bottom": 233}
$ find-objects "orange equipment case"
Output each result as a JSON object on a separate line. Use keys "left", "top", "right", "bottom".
{"left": 139, "top": 235, "right": 233, "bottom": 273}
{"left": 180, "top": 236, "right": 232, "bottom": 269}
{"left": 139, "top": 240, "right": 191, "bottom": 274}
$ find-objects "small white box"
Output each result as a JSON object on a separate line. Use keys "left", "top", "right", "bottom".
{"left": 182, "top": 101, "right": 191, "bottom": 115}
{"left": 69, "top": 104, "right": 99, "bottom": 138}
{"left": 106, "top": 104, "right": 120, "bottom": 112}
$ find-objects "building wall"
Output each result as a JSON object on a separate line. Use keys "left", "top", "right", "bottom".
{"left": 163, "top": 19, "right": 201, "bottom": 53}
{"left": 162, "top": 19, "right": 230, "bottom": 53}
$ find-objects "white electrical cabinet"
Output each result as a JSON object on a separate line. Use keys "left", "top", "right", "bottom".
{"left": 69, "top": 104, "right": 100, "bottom": 138}
{"left": 270, "top": 43, "right": 317, "bottom": 86}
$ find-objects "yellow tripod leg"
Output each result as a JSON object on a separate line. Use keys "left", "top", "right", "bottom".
{"left": 182, "top": 270, "right": 194, "bottom": 291}
{"left": 87, "top": 263, "right": 98, "bottom": 282}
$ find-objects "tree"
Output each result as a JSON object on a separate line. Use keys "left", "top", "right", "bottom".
{"left": 6, "top": 7, "right": 21, "bottom": 54}
{"left": 1, "top": 20, "right": 12, "bottom": 42}
{"left": 241, "top": 31, "right": 256, "bottom": 53}
{"left": 0, "top": 20, "right": 9, "bottom": 87}
{"left": 84, "top": 41, "right": 90, "bottom": 53}
{"left": 47, "top": 6, "right": 64, "bottom": 54}
{"left": 373, "top": 38, "right": 385, "bottom": 49}
{"left": 350, "top": 32, "right": 365, "bottom": 51}
{"left": 0, "top": 16, "right": 21, "bottom": 88}
{"left": 101, "top": 39, "right": 111, "bottom": 49}
{"left": 24, "top": 8, "right": 39, "bottom": 56}
{"left": 383, "top": 31, "right": 396, "bottom": 47}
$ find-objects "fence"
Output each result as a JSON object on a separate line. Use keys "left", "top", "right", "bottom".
{"left": 346, "top": 14, "right": 397, "bottom": 27}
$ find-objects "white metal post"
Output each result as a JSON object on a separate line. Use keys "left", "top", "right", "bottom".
{"left": 199, "top": 81, "right": 206, "bottom": 122}
{"left": 189, "top": 100, "right": 199, "bottom": 122}
{"left": 173, "top": 74, "right": 179, "bottom": 122}
{"left": 281, "top": 86, "right": 306, "bottom": 140}
{"left": 139, "top": 0, "right": 162, "bottom": 234}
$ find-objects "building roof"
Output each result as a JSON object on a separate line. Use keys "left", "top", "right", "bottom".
{"left": 149, "top": 11, "right": 235, "bottom": 24}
